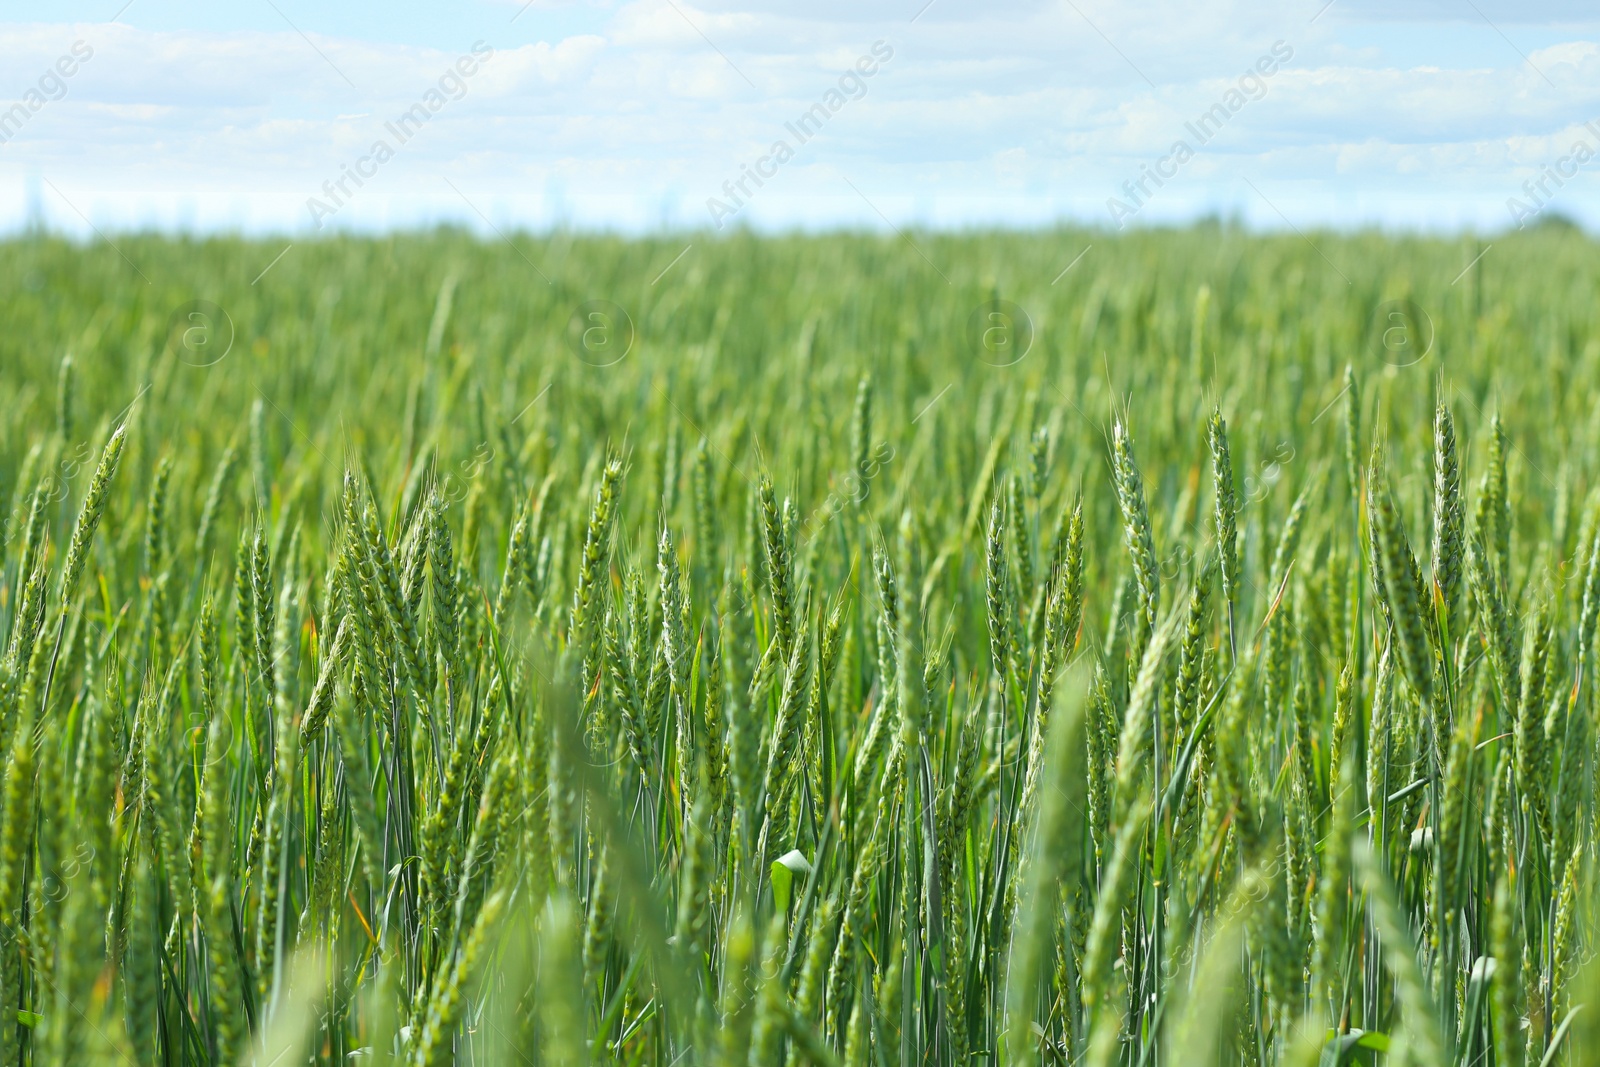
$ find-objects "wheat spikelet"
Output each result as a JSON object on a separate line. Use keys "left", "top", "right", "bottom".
{"left": 1112, "top": 420, "right": 1159, "bottom": 657}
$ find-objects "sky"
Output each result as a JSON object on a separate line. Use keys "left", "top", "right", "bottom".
{"left": 0, "top": 0, "right": 1598, "bottom": 235}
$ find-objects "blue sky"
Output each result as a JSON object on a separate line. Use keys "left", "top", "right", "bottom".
{"left": 1, "top": 0, "right": 1598, "bottom": 234}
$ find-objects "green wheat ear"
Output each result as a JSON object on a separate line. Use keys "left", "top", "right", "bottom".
{"left": 55, "top": 354, "right": 75, "bottom": 443}
{"left": 1207, "top": 410, "right": 1238, "bottom": 659}
{"left": 852, "top": 372, "right": 873, "bottom": 484}
{"left": 1369, "top": 464, "right": 1433, "bottom": 701}
{"left": 1112, "top": 419, "right": 1159, "bottom": 658}
{"left": 1430, "top": 400, "right": 1464, "bottom": 624}
{"left": 58, "top": 422, "right": 125, "bottom": 605}
{"left": 1342, "top": 365, "right": 1361, "bottom": 499}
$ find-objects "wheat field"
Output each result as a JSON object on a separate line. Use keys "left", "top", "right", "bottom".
{"left": 1, "top": 224, "right": 1598, "bottom": 1065}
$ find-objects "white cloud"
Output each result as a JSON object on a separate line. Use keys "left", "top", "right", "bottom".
{"left": 492, "top": 36, "right": 607, "bottom": 86}
{"left": 0, "top": 1, "right": 1598, "bottom": 233}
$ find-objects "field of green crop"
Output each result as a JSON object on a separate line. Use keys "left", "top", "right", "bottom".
{"left": 1, "top": 224, "right": 1599, "bottom": 1065}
